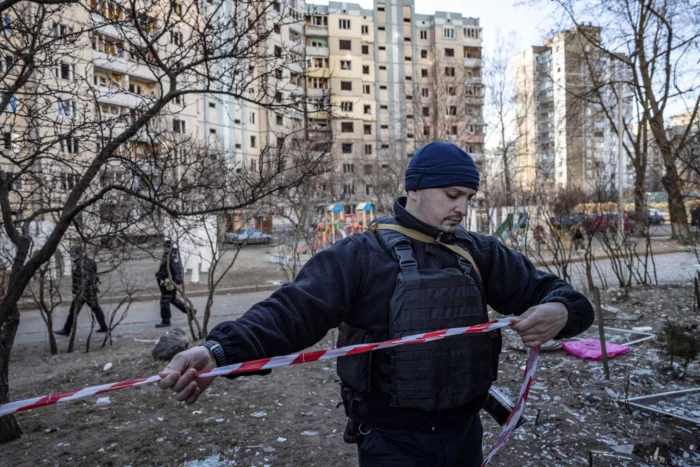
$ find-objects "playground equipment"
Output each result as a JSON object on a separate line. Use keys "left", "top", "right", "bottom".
{"left": 494, "top": 212, "right": 529, "bottom": 249}
{"left": 315, "top": 201, "right": 374, "bottom": 250}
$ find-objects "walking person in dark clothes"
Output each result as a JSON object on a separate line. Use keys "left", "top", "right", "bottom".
{"left": 158, "top": 142, "right": 594, "bottom": 466}
{"left": 155, "top": 240, "right": 193, "bottom": 328}
{"left": 54, "top": 245, "right": 108, "bottom": 336}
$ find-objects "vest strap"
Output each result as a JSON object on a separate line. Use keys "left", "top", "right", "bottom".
{"left": 372, "top": 223, "right": 482, "bottom": 279}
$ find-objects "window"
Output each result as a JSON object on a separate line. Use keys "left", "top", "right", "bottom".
{"left": 443, "top": 27, "right": 455, "bottom": 39}
{"left": 172, "top": 2, "right": 182, "bottom": 16}
{"left": 365, "top": 184, "right": 372, "bottom": 196}
{"left": 445, "top": 48, "right": 454, "bottom": 58}
{"left": 364, "top": 124, "right": 372, "bottom": 135}
{"left": 379, "top": 85, "right": 387, "bottom": 90}
{"left": 56, "top": 63, "right": 74, "bottom": 80}
{"left": 340, "top": 81, "right": 352, "bottom": 91}
{"left": 341, "top": 122, "right": 354, "bottom": 133}
{"left": 3, "top": 133, "right": 11, "bottom": 151}
{"left": 420, "top": 30, "right": 427, "bottom": 40}
{"left": 362, "top": 44, "right": 369, "bottom": 55}
{"left": 209, "top": 100, "right": 216, "bottom": 108}
{"left": 274, "top": 45, "right": 282, "bottom": 57}
{"left": 447, "top": 87, "right": 456, "bottom": 96}
{"left": 362, "top": 65, "right": 370, "bottom": 75}
{"left": 52, "top": 22, "right": 73, "bottom": 40}
{"left": 129, "top": 83, "right": 143, "bottom": 95}
{"left": 340, "top": 101, "right": 353, "bottom": 112}
{"left": 250, "top": 112, "right": 256, "bottom": 124}
{"left": 275, "top": 92, "right": 283, "bottom": 103}
{"left": 364, "top": 104, "right": 371, "bottom": 115}
{"left": 380, "top": 105, "right": 387, "bottom": 110}
{"left": 250, "top": 135, "right": 256, "bottom": 148}
{"left": 447, "top": 106, "right": 457, "bottom": 116}
{"left": 363, "top": 84, "right": 371, "bottom": 95}
{"left": 379, "top": 65, "right": 386, "bottom": 70}
{"left": 174, "top": 94, "right": 183, "bottom": 105}
{"left": 421, "top": 69, "right": 428, "bottom": 78}
{"left": 339, "top": 19, "right": 351, "bottom": 30}
{"left": 378, "top": 26, "right": 385, "bottom": 31}
{"left": 275, "top": 69, "right": 283, "bottom": 79}
{"left": 364, "top": 146, "right": 372, "bottom": 156}
{"left": 422, "top": 107, "right": 429, "bottom": 117}
{"left": 421, "top": 88, "right": 429, "bottom": 97}
{"left": 340, "top": 60, "right": 352, "bottom": 70}
{"left": 56, "top": 99, "right": 75, "bottom": 117}
{"left": 450, "top": 126, "right": 458, "bottom": 135}
{"left": 445, "top": 67, "right": 455, "bottom": 77}
{"left": 342, "top": 144, "right": 353, "bottom": 154}
{"left": 405, "top": 56, "right": 412, "bottom": 61}
{"left": 420, "top": 50, "right": 427, "bottom": 59}
{"left": 308, "top": 77, "right": 328, "bottom": 88}
{"left": 378, "top": 46, "right": 386, "bottom": 50}
{"left": 60, "top": 137, "right": 79, "bottom": 154}
{"left": 172, "top": 118, "right": 186, "bottom": 133}
{"left": 361, "top": 25, "right": 369, "bottom": 35}
{"left": 423, "top": 126, "right": 430, "bottom": 136}
{"left": 276, "top": 114, "right": 283, "bottom": 125}
{"left": 170, "top": 30, "right": 183, "bottom": 46}
{"left": 339, "top": 39, "right": 352, "bottom": 50}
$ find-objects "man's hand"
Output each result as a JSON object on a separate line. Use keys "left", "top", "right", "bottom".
{"left": 511, "top": 302, "right": 569, "bottom": 348}
{"left": 175, "top": 283, "right": 182, "bottom": 290}
{"left": 158, "top": 346, "right": 218, "bottom": 404}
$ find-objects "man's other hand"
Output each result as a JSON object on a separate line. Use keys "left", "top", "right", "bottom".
{"left": 158, "top": 346, "right": 218, "bottom": 404}
{"left": 511, "top": 302, "right": 568, "bottom": 348}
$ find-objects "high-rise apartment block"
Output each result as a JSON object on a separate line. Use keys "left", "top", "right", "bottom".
{"left": 1, "top": 0, "right": 483, "bottom": 222}
{"left": 515, "top": 25, "right": 634, "bottom": 194}
{"left": 306, "top": 1, "right": 484, "bottom": 212}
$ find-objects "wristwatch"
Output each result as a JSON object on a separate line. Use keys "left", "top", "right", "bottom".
{"left": 201, "top": 340, "right": 226, "bottom": 367}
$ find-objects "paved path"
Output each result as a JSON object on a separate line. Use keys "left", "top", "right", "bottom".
{"left": 14, "top": 251, "right": 699, "bottom": 346}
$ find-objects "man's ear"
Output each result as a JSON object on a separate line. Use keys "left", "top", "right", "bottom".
{"left": 407, "top": 190, "right": 419, "bottom": 202}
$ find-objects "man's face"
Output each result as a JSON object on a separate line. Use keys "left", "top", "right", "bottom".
{"left": 407, "top": 187, "right": 477, "bottom": 232}
{"left": 163, "top": 246, "right": 171, "bottom": 255}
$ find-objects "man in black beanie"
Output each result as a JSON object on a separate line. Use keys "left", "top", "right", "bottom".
{"left": 158, "top": 142, "right": 593, "bottom": 466}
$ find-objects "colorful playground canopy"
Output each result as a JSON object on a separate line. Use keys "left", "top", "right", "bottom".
{"left": 356, "top": 202, "right": 374, "bottom": 212}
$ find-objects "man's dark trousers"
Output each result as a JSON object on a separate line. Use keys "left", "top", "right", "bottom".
{"left": 357, "top": 414, "right": 483, "bottom": 467}
{"left": 62, "top": 293, "right": 108, "bottom": 332}
{"left": 159, "top": 284, "right": 188, "bottom": 323}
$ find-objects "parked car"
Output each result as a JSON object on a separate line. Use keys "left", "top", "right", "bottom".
{"left": 225, "top": 229, "right": 272, "bottom": 245}
{"left": 549, "top": 212, "right": 588, "bottom": 230}
{"left": 625, "top": 209, "right": 665, "bottom": 225}
{"left": 587, "top": 213, "right": 635, "bottom": 233}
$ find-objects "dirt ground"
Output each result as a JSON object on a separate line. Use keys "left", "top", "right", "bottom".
{"left": 4, "top": 284, "right": 700, "bottom": 466}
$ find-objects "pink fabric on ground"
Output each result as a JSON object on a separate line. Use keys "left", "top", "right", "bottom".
{"left": 562, "top": 339, "right": 630, "bottom": 360}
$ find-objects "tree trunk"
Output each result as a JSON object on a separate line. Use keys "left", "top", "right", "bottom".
{"left": 46, "top": 313, "right": 57, "bottom": 356}
{"left": 661, "top": 160, "right": 691, "bottom": 241}
{"left": 0, "top": 302, "right": 22, "bottom": 443}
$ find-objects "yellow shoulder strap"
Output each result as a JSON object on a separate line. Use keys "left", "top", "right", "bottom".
{"left": 371, "top": 223, "right": 481, "bottom": 279}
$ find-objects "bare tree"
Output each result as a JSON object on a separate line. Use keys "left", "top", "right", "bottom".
{"left": 544, "top": 0, "right": 699, "bottom": 240}
{"left": 484, "top": 30, "right": 519, "bottom": 206}
{"left": 0, "top": 0, "right": 328, "bottom": 441}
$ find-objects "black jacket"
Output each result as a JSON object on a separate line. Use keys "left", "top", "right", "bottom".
{"left": 209, "top": 198, "right": 594, "bottom": 427}
{"left": 72, "top": 256, "right": 99, "bottom": 297}
{"left": 156, "top": 249, "right": 183, "bottom": 285}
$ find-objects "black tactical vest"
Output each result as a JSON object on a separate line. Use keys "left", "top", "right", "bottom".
{"left": 337, "top": 225, "right": 499, "bottom": 413}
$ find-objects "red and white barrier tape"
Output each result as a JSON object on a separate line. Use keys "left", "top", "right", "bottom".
{"left": 0, "top": 317, "right": 538, "bottom": 465}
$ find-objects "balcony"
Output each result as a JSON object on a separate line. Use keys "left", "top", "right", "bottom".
{"left": 306, "top": 45, "right": 329, "bottom": 57}
{"left": 305, "top": 25, "right": 328, "bottom": 37}
{"left": 289, "top": 20, "right": 303, "bottom": 34}
{"left": 95, "top": 85, "right": 151, "bottom": 109}
{"left": 464, "top": 57, "right": 482, "bottom": 68}
{"left": 306, "top": 87, "right": 327, "bottom": 98}
{"left": 463, "top": 37, "right": 481, "bottom": 48}
{"left": 91, "top": 13, "right": 147, "bottom": 47}
{"left": 464, "top": 95, "right": 484, "bottom": 105}
{"left": 93, "top": 51, "right": 157, "bottom": 82}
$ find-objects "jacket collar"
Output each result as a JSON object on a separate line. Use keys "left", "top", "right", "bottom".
{"left": 393, "top": 197, "right": 459, "bottom": 244}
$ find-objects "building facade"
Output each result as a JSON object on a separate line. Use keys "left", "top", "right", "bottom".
{"left": 515, "top": 26, "right": 634, "bottom": 195}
